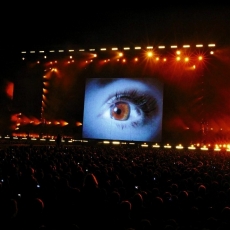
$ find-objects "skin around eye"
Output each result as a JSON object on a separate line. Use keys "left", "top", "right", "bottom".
{"left": 82, "top": 78, "right": 163, "bottom": 142}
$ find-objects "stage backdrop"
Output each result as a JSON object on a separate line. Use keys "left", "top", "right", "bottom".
{"left": 9, "top": 46, "right": 230, "bottom": 144}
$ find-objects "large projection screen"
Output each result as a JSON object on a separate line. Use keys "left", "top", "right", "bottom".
{"left": 82, "top": 78, "right": 163, "bottom": 142}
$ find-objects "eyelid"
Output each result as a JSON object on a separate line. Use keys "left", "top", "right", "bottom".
{"left": 106, "top": 89, "right": 158, "bottom": 118}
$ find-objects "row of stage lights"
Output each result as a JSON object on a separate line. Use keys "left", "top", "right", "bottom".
{"left": 20, "top": 43, "right": 216, "bottom": 55}
{"left": 21, "top": 44, "right": 216, "bottom": 64}
{"left": 34, "top": 50, "right": 211, "bottom": 73}
{"left": 11, "top": 113, "right": 83, "bottom": 132}
{"left": 41, "top": 56, "right": 204, "bottom": 71}
{"left": 24, "top": 52, "right": 213, "bottom": 65}
{"left": 102, "top": 141, "right": 230, "bottom": 151}
{"left": 1, "top": 135, "right": 230, "bottom": 152}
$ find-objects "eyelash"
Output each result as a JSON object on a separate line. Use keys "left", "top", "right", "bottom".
{"left": 113, "top": 89, "right": 158, "bottom": 118}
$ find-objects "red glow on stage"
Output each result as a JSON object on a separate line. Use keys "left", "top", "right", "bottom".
{"left": 5, "top": 81, "right": 14, "bottom": 99}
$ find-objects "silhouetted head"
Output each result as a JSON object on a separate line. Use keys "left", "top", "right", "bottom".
{"left": 83, "top": 173, "right": 98, "bottom": 188}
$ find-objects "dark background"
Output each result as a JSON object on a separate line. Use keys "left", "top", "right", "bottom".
{"left": 1, "top": 4, "right": 230, "bottom": 51}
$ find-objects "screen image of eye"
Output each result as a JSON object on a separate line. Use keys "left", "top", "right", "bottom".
{"left": 100, "top": 90, "right": 157, "bottom": 128}
{"left": 82, "top": 78, "right": 163, "bottom": 141}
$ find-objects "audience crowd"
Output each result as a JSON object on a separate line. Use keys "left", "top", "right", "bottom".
{"left": 0, "top": 144, "right": 230, "bottom": 230}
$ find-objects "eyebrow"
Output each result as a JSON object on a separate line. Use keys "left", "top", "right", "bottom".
{"left": 96, "top": 78, "right": 119, "bottom": 86}
{"left": 92, "top": 78, "right": 162, "bottom": 87}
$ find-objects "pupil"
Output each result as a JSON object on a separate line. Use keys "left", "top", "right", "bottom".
{"left": 114, "top": 107, "right": 121, "bottom": 115}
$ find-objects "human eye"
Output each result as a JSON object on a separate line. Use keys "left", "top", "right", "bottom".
{"left": 83, "top": 78, "right": 163, "bottom": 141}
{"left": 99, "top": 89, "right": 158, "bottom": 129}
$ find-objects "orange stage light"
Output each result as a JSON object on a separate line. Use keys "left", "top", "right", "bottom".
{"left": 147, "top": 51, "right": 153, "bottom": 57}
{"left": 76, "top": 121, "right": 82, "bottom": 126}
